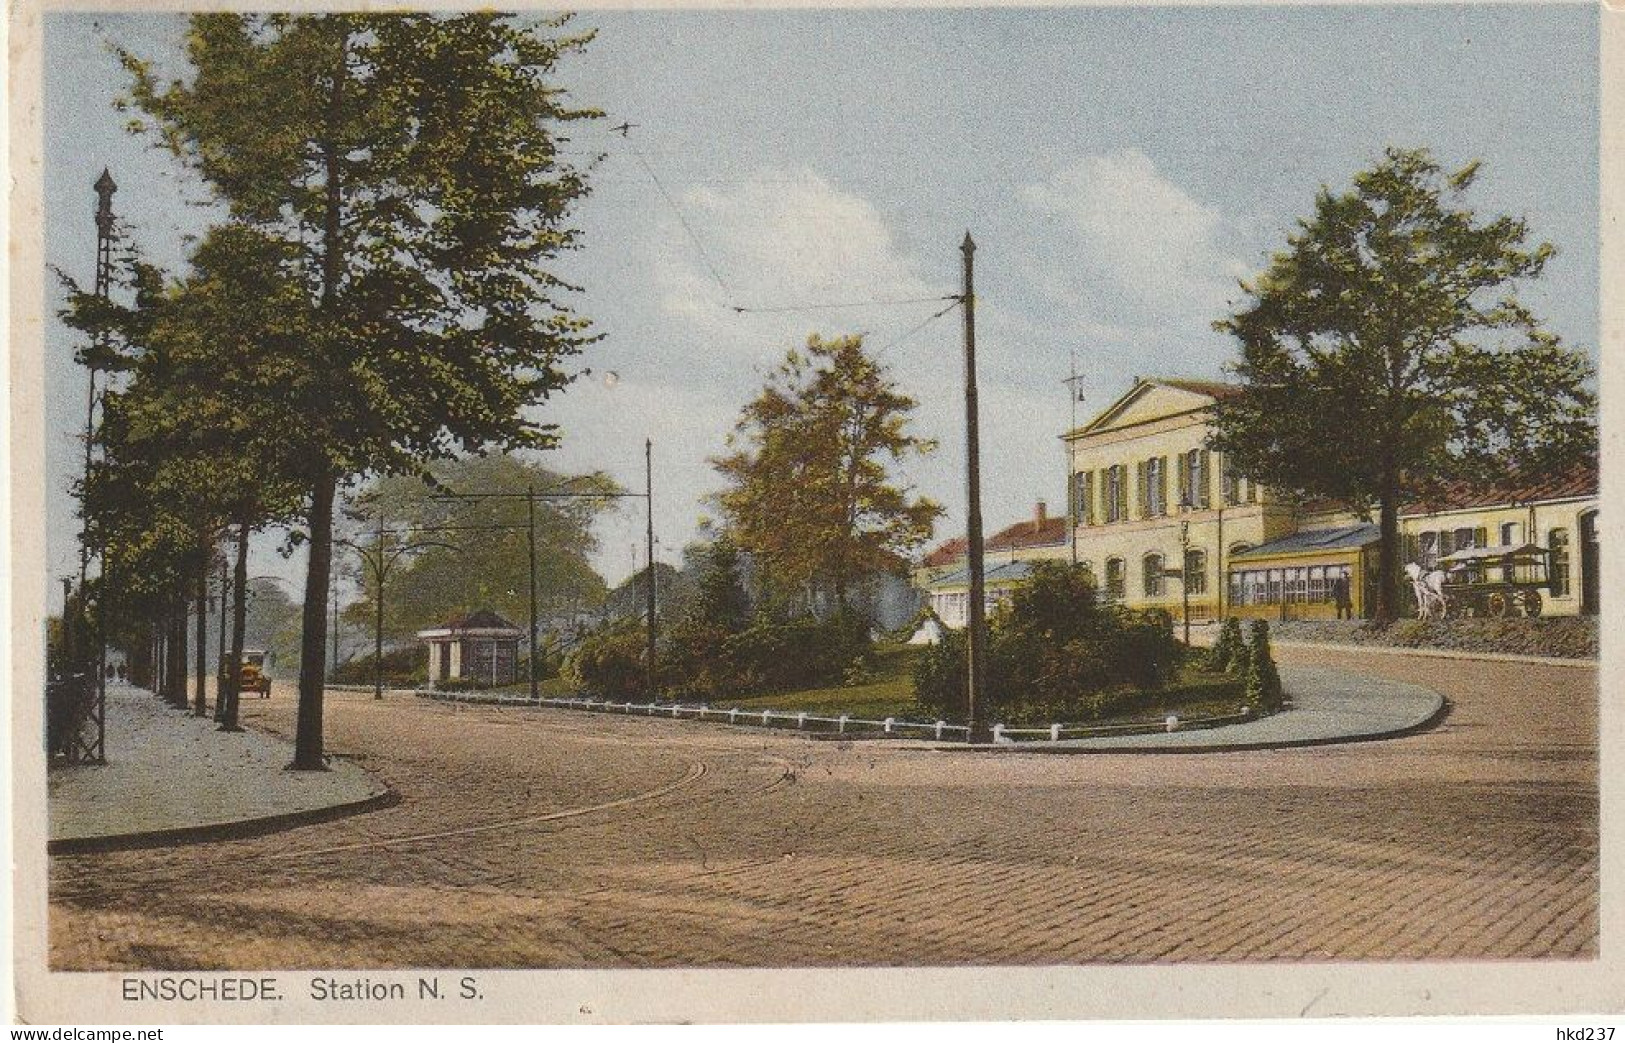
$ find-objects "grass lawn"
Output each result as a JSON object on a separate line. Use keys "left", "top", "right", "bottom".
{"left": 477, "top": 642, "right": 1252, "bottom": 729}
{"left": 713, "top": 643, "right": 1251, "bottom": 727}
{"left": 714, "top": 644, "right": 925, "bottom": 721}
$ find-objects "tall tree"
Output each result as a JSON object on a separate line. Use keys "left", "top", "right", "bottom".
{"left": 712, "top": 334, "right": 942, "bottom": 616}
{"left": 340, "top": 455, "right": 617, "bottom": 641}
{"left": 1209, "top": 148, "right": 1596, "bottom": 621}
{"left": 120, "top": 14, "right": 600, "bottom": 767}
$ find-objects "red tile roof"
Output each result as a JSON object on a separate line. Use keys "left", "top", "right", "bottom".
{"left": 919, "top": 516, "right": 1068, "bottom": 567}
{"left": 921, "top": 537, "right": 967, "bottom": 568}
{"left": 1287, "top": 461, "right": 1597, "bottom": 519}
{"left": 1404, "top": 461, "right": 1598, "bottom": 515}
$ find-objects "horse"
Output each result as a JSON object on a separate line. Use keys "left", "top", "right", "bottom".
{"left": 1405, "top": 562, "right": 1449, "bottom": 619}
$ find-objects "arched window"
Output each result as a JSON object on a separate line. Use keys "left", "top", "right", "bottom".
{"left": 1185, "top": 549, "right": 1207, "bottom": 595}
{"left": 1105, "top": 558, "right": 1126, "bottom": 601}
{"left": 1143, "top": 553, "right": 1166, "bottom": 597}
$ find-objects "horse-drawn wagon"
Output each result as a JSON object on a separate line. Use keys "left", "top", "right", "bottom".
{"left": 1429, "top": 543, "right": 1550, "bottom": 618}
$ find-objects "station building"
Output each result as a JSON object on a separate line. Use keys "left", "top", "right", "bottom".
{"left": 920, "top": 377, "right": 1598, "bottom": 624}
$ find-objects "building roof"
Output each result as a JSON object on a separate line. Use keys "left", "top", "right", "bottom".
{"left": 1229, "top": 523, "right": 1380, "bottom": 563}
{"left": 435, "top": 609, "right": 521, "bottom": 633}
{"left": 921, "top": 537, "right": 968, "bottom": 568}
{"left": 1294, "top": 461, "right": 1597, "bottom": 521}
{"left": 1155, "top": 378, "right": 1242, "bottom": 401}
{"left": 919, "top": 513, "right": 1067, "bottom": 568}
{"left": 1065, "top": 376, "right": 1239, "bottom": 440}
{"left": 924, "top": 558, "right": 1042, "bottom": 591}
{"left": 1403, "top": 462, "right": 1598, "bottom": 516}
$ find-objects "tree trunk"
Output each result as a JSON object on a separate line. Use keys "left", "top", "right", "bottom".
{"left": 168, "top": 589, "right": 188, "bottom": 707}
{"left": 193, "top": 549, "right": 208, "bottom": 716}
{"left": 221, "top": 520, "right": 250, "bottom": 732}
{"left": 293, "top": 471, "right": 337, "bottom": 770}
{"left": 1375, "top": 465, "right": 1401, "bottom": 624}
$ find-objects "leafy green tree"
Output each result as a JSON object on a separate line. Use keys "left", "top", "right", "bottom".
{"left": 1210, "top": 148, "right": 1596, "bottom": 621}
{"left": 340, "top": 455, "right": 617, "bottom": 642}
{"left": 712, "top": 334, "right": 942, "bottom": 617}
{"left": 119, "top": 13, "right": 601, "bottom": 767}
{"left": 687, "top": 538, "right": 750, "bottom": 632}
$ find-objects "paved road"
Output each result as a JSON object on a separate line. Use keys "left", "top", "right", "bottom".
{"left": 49, "top": 644, "right": 1597, "bottom": 969}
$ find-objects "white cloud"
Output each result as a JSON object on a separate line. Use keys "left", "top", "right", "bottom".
{"left": 1022, "top": 149, "right": 1247, "bottom": 318}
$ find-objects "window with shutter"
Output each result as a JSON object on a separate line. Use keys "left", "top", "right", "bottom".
{"left": 1176, "top": 453, "right": 1188, "bottom": 509}
{"left": 1198, "top": 449, "right": 1212, "bottom": 508}
{"left": 1137, "top": 460, "right": 1149, "bottom": 518}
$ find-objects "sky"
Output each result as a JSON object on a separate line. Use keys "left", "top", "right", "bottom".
{"left": 39, "top": 4, "right": 1600, "bottom": 602}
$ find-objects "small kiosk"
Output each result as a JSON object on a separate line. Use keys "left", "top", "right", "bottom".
{"left": 417, "top": 609, "right": 523, "bottom": 688}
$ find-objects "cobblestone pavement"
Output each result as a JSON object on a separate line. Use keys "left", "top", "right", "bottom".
{"left": 49, "top": 645, "right": 1597, "bottom": 969}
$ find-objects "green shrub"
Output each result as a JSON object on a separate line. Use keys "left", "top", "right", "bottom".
{"left": 1244, "top": 619, "right": 1284, "bottom": 710}
{"left": 913, "top": 563, "right": 1184, "bottom": 722}
{"left": 563, "top": 626, "right": 650, "bottom": 699}
{"left": 435, "top": 676, "right": 492, "bottom": 693}
{"left": 721, "top": 613, "right": 871, "bottom": 693}
{"left": 331, "top": 645, "right": 426, "bottom": 686}
{"left": 1209, "top": 616, "right": 1246, "bottom": 673}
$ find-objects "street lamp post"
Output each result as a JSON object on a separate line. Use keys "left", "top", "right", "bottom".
{"left": 1179, "top": 519, "right": 1192, "bottom": 646}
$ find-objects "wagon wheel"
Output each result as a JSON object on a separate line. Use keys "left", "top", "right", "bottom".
{"left": 1520, "top": 589, "right": 1543, "bottom": 618}
{"left": 1485, "top": 591, "right": 1511, "bottom": 618}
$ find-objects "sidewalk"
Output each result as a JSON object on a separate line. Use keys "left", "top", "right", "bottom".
{"left": 48, "top": 682, "right": 390, "bottom": 853}
{"left": 986, "top": 665, "right": 1444, "bottom": 753}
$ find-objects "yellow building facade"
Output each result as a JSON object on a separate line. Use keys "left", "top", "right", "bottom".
{"left": 1060, "top": 378, "right": 1598, "bottom": 621}
{"left": 1062, "top": 379, "right": 1296, "bottom": 621}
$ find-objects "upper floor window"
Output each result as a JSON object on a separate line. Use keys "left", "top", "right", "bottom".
{"left": 1138, "top": 457, "right": 1168, "bottom": 518}
{"left": 1180, "top": 449, "right": 1211, "bottom": 509}
{"left": 1073, "top": 470, "right": 1096, "bottom": 526}
{"left": 1104, "top": 465, "right": 1128, "bottom": 523}
{"left": 1221, "top": 455, "right": 1242, "bottom": 506}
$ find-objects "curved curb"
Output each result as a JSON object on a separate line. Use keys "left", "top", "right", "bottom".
{"left": 929, "top": 695, "right": 1452, "bottom": 755}
{"left": 1270, "top": 638, "right": 1596, "bottom": 669}
{"left": 48, "top": 786, "right": 400, "bottom": 857}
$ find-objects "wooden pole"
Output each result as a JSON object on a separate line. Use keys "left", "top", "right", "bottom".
{"left": 962, "top": 233, "right": 989, "bottom": 743}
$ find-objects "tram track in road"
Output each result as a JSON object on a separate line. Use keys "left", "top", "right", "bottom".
{"left": 50, "top": 757, "right": 714, "bottom": 904}
{"left": 50, "top": 723, "right": 809, "bottom": 906}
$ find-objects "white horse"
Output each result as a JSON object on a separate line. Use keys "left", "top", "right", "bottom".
{"left": 1405, "top": 562, "right": 1449, "bottom": 619}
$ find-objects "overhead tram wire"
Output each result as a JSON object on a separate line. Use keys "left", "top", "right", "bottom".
{"left": 868, "top": 295, "right": 965, "bottom": 362}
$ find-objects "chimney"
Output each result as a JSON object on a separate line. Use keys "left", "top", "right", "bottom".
{"left": 1034, "top": 500, "right": 1048, "bottom": 529}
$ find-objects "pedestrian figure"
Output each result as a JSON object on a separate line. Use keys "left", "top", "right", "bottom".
{"left": 1333, "top": 573, "right": 1353, "bottom": 620}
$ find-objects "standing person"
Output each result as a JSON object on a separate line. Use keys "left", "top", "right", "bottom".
{"left": 1333, "top": 571, "right": 1353, "bottom": 620}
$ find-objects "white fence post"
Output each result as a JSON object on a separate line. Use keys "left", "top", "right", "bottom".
{"left": 935, "top": 720, "right": 945, "bottom": 740}
{"left": 838, "top": 715, "right": 849, "bottom": 734}
{"left": 797, "top": 712, "right": 807, "bottom": 730}
{"left": 1050, "top": 723, "right": 1061, "bottom": 742}
{"left": 729, "top": 708, "right": 739, "bottom": 724}
{"left": 992, "top": 723, "right": 1005, "bottom": 743}
{"left": 1165, "top": 714, "right": 1179, "bottom": 733}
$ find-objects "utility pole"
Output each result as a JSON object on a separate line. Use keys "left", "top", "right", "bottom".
{"left": 645, "top": 438, "right": 657, "bottom": 697}
{"left": 527, "top": 485, "right": 539, "bottom": 703}
{"left": 1064, "top": 351, "right": 1085, "bottom": 567}
{"left": 961, "top": 232, "right": 989, "bottom": 744}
